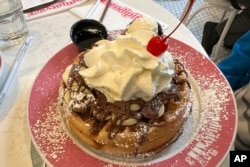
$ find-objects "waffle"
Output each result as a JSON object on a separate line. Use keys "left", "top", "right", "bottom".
{"left": 58, "top": 51, "right": 192, "bottom": 156}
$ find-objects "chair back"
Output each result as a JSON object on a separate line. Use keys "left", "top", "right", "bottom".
{"left": 205, "top": 0, "right": 233, "bottom": 8}
{"left": 180, "top": 0, "right": 196, "bottom": 21}
{"left": 229, "top": 0, "right": 243, "bottom": 9}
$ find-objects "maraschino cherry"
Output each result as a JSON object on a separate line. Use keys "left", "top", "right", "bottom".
{"left": 147, "top": 0, "right": 195, "bottom": 56}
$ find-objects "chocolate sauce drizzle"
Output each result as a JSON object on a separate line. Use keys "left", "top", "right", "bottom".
{"left": 62, "top": 55, "right": 190, "bottom": 142}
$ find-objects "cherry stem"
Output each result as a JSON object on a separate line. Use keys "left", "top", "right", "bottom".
{"left": 164, "top": 0, "right": 195, "bottom": 41}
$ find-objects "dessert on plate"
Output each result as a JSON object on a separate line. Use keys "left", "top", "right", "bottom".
{"left": 58, "top": 17, "right": 192, "bottom": 157}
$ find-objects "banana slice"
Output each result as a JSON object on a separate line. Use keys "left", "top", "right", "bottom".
{"left": 130, "top": 104, "right": 141, "bottom": 111}
{"left": 122, "top": 118, "right": 137, "bottom": 126}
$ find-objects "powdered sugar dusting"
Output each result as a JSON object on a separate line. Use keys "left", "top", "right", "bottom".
{"left": 31, "top": 103, "right": 69, "bottom": 162}
{"left": 165, "top": 39, "right": 236, "bottom": 167}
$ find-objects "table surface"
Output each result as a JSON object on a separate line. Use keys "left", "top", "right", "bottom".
{"left": 0, "top": 0, "right": 230, "bottom": 166}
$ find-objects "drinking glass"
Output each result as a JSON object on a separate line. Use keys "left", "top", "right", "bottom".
{"left": 0, "top": 0, "right": 28, "bottom": 48}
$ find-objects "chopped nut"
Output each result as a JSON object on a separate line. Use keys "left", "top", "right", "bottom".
{"left": 64, "top": 90, "right": 71, "bottom": 104}
{"left": 72, "top": 81, "right": 78, "bottom": 87}
{"left": 116, "top": 119, "right": 121, "bottom": 125}
{"left": 158, "top": 105, "right": 165, "bottom": 117}
{"left": 105, "top": 115, "right": 112, "bottom": 120}
{"left": 93, "top": 110, "right": 97, "bottom": 116}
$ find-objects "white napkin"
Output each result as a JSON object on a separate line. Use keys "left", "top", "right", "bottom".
{"left": 24, "top": 0, "right": 89, "bottom": 21}
{"left": 21, "top": 0, "right": 54, "bottom": 11}
{"left": 70, "top": 0, "right": 168, "bottom": 31}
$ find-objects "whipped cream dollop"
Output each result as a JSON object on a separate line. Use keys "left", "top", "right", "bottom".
{"left": 126, "top": 17, "right": 158, "bottom": 34}
{"left": 78, "top": 30, "right": 175, "bottom": 102}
